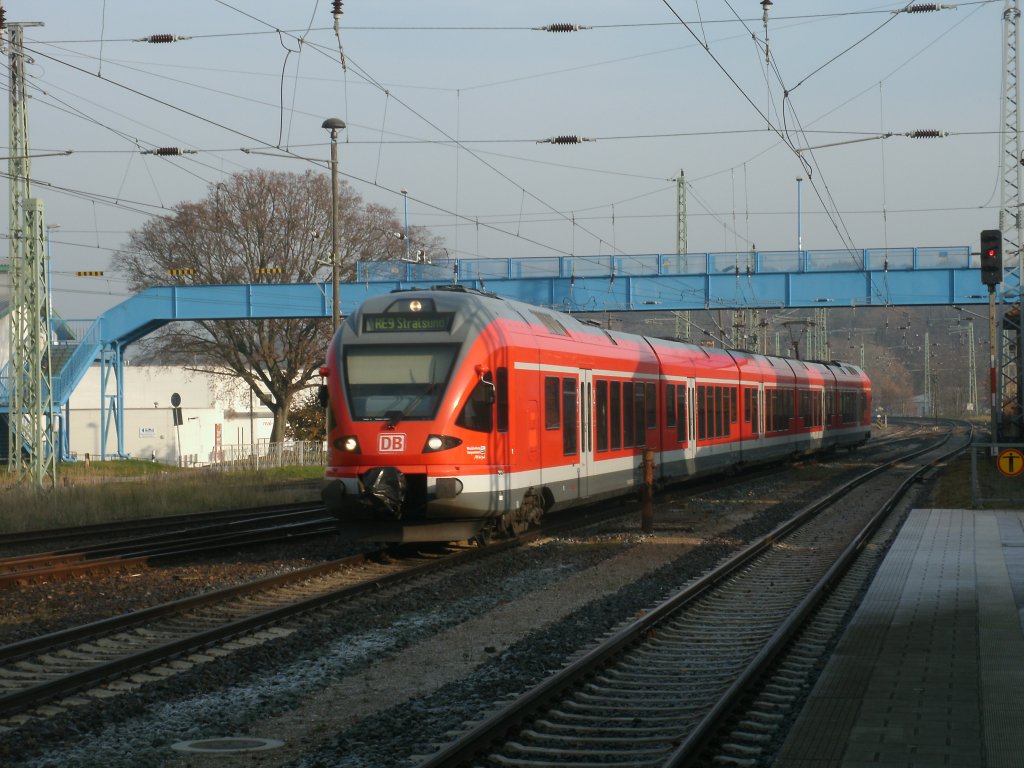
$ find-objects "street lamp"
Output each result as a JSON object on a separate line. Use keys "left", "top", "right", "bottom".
{"left": 400, "top": 188, "right": 410, "bottom": 262}
{"left": 322, "top": 117, "right": 346, "bottom": 331}
{"left": 796, "top": 176, "right": 803, "bottom": 254}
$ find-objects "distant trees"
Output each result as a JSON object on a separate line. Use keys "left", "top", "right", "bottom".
{"left": 114, "top": 169, "right": 442, "bottom": 442}
{"left": 861, "top": 342, "right": 914, "bottom": 415}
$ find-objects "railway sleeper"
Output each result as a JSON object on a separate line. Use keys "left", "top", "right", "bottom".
{"left": 533, "top": 718, "right": 683, "bottom": 736}
{"left": 502, "top": 740, "right": 669, "bottom": 759}
{"left": 519, "top": 728, "right": 682, "bottom": 746}
{"left": 545, "top": 708, "right": 703, "bottom": 724}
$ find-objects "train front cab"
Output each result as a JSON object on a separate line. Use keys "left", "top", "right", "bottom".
{"left": 321, "top": 290, "right": 517, "bottom": 541}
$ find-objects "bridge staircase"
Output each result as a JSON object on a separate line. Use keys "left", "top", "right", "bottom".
{"left": 0, "top": 313, "right": 102, "bottom": 462}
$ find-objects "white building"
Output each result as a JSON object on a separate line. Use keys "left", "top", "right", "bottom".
{"left": 67, "top": 364, "right": 275, "bottom": 464}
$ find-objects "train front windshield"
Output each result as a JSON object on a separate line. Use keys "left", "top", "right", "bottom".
{"left": 344, "top": 344, "right": 459, "bottom": 421}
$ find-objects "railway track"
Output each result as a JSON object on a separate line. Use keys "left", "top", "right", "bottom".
{"left": 0, "top": 422, "right": 946, "bottom": 757}
{"left": 415, "top": 421, "right": 970, "bottom": 767}
{"left": 0, "top": 504, "right": 335, "bottom": 586}
{"left": 0, "top": 421, "right": 921, "bottom": 591}
{"left": 0, "top": 545, "right": 469, "bottom": 724}
{"left": 0, "top": 500, "right": 321, "bottom": 553}
{"left": 0, "top": 500, "right": 632, "bottom": 727}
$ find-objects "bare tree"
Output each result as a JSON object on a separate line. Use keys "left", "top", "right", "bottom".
{"left": 113, "top": 169, "right": 442, "bottom": 441}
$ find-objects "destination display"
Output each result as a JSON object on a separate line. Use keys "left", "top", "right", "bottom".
{"left": 362, "top": 312, "right": 454, "bottom": 333}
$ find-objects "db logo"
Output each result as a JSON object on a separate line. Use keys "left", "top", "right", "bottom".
{"left": 378, "top": 433, "right": 406, "bottom": 452}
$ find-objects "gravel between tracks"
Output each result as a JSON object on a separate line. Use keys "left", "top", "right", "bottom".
{"left": 0, "top": 456, "right": 906, "bottom": 768}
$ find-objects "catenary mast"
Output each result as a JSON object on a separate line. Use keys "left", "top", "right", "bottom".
{"left": 998, "top": 1, "right": 1023, "bottom": 439}
{"left": 5, "top": 20, "right": 56, "bottom": 488}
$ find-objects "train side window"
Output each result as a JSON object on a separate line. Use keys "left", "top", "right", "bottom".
{"left": 455, "top": 379, "right": 494, "bottom": 433}
{"left": 676, "top": 385, "right": 687, "bottom": 443}
{"left": 610, "top": 381, "right": 622, "bottom": 449}
{"left": 666, "top": 384, "right": 676, "bottom": 428}
{"left": 713, "top": 386, "right": 721, "bottom": 438}
{"left": 596, "top": 380, "right": 608, "bottom": 452}
{"left": 623, "top": 382, "right": 635, "bottom": 448}
{"left": 645, "top": 383, "right": 657, "bottom": 430}
{"left": 544, "top": 377, "right": 560, "bottom": 430}
{"left": 730, "top": 388, "right": 738, "bottom": 424}
{"left": 697, "top": 385, "right": 706, "bottom": 440}
{"left": 712, "top": 386, "right": 720, "bottom": 438}
{"left": 768, "top": 389, "right": 779, "bottom": 432}
{"left": 634, "top": 383, "right": 646, "bottom": 448}
{"left": 496, "top": 367, "right": 509, "bottom": 433}
{"left": 562, "top": 378, "right": 578, "bottom": 455}
{"left": 719, "top": 386, "right": 728, "bottom": 437}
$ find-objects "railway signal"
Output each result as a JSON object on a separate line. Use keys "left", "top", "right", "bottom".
{"left": 980, "top": 229, "right": 1002, "bottom": 286}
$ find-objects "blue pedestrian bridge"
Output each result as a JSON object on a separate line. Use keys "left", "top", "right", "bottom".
{"left": 0, "top": 245, "right": 1013, "bottom": 459}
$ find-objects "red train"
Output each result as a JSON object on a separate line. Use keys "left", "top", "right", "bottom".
{"left": 320, "top": 285, "right": 871, "bottom": 542}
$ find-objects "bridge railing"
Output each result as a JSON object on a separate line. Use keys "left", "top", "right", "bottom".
{"left": 356, "top": 246, "right": 973, "bottom": 283}
{"left": 50, "top": 318, "right": 102, "bottom": 406}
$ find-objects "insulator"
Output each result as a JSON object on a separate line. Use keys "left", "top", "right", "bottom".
{"left": 906, "top": 3, "right": 940, "bottom": 12}
{"left": 153, "top": 147, "right": 184, "bottom": 155}
{"left": 908, "top": 129, "right": 943, "bottom": 138}
{"left": 542, "top": 23, "right": 579, "bottom": 32}
{"left": 332, "top": 0, "right": 344, "bottom": 16}
{"left": 144, "top": 34, "right": 179, "bottom": 43}
{"left": 0, "top": 7, "right": 6, "bottom": 32}
{"left": 555, "top": 135, "right": 580, "bottom": 144}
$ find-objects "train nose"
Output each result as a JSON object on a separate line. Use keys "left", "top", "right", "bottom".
{"left": 361, "top": 466, "right": 407, "bottom": 519}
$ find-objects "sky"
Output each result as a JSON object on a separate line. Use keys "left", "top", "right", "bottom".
{"left": 0, "top": 0, "right": 1008, "bottom": 319}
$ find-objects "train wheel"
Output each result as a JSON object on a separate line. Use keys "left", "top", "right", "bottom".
{"left": 508, "top": 508, "right": 530, "bottom": 535}
{"left": 524, "top": 494, "right": 544, "bottom": 526}
{"left": 473, "top": 527, "right": 493, "bottom": 547}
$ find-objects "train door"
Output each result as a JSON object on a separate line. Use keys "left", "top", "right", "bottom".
{"left": 686, "top": 378, "right": 697, "bottom": 466}
{"left": 756, "top": 383, "right": 766, "bottom": 441}
{"left": 578, "top": 370, "right": 593, "bottom": 498}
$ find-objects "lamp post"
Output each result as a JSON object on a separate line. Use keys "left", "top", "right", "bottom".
{"left": 400, "top": 188, "right": 410, "bottom": 261}
{"left": 796, "top": 176, "right": 803, "bottom": 254}
{"left": 322, "top": 117, "right": 346, "bottom": 331}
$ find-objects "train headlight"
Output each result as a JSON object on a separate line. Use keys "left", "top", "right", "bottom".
{"left": 335, "top": 436, "right": 360, "bottom": 453}
{"left": 423, "top": 434, "right": 462, "bottom": 453}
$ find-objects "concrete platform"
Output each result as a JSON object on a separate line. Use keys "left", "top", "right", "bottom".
{"left": 775, "top": 508, "right": 1024, "bottom": 768}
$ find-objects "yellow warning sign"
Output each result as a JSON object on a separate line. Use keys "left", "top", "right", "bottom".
{"left": 997, "top": 448, "right": 1024, "bottom": 478}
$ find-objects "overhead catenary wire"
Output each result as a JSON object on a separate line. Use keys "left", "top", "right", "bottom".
{"left": 6, "top": 0, "right": 999, "bottom": 296}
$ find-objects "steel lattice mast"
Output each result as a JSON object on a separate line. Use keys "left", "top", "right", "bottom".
{"left": 998, "top": 1, "right": 1024, "bottom": 439}
{"left": 6, "top": 21, "right": 55, "bottom": 487}
{"left": 674, "top": 170, "right": 692, "bottom": 343}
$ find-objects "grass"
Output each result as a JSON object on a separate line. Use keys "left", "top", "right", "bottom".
{"left": 0, "top": 460, "right": 324, "bottom": 534}
{"left": 932, "top": 451, "right": 1024, "bottom": 510}
{"left": 2, "top": 440, "right": 1018, "bottom": 535}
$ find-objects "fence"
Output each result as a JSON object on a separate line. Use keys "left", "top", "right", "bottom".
{"left": 180, "top": 440, "right": 327, "bottom": 470}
